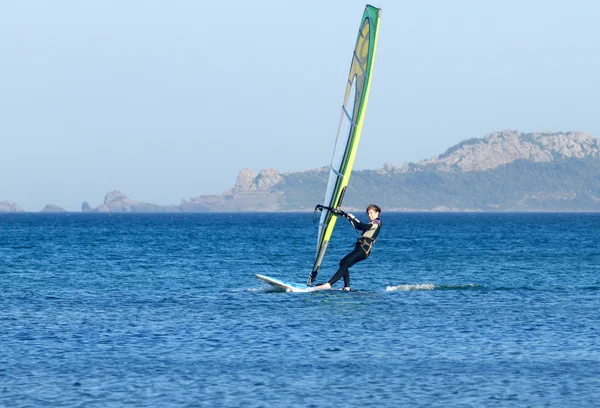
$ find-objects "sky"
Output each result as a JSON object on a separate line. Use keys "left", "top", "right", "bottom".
{"left": 1, "top": 0, "right": 599, "bottom": 211}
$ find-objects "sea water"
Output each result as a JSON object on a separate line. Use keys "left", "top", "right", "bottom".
{"left": 1, "top": 212, "right": 599, "bottom": 407}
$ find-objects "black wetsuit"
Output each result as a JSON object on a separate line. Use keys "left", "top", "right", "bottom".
{"left": 327, "top": 214, "right": 382, "bottom": 288}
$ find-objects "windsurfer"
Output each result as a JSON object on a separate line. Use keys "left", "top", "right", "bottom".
{"left": 314, "top": 204, "right": 382, "bottom": 291}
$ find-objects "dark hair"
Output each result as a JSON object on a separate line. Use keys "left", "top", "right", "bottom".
{"left": 366, "top": 204, "right": 381, "bottom": 215}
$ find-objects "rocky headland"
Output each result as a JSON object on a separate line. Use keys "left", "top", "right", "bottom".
{"left": 182, "top": 130, "right": 600, "bottom": 212}
{"left": 4, "top": 130, "right": 600, "bottom": 212}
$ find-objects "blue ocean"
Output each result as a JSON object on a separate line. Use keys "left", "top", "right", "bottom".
{"left": 1, "top": 212, "right": 599, "bottom": 407}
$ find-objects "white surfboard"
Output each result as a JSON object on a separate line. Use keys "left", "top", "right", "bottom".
{"left": 256, "top": 274, "right": 315, "bottom": 292}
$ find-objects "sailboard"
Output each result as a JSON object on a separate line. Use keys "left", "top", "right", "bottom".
{"left": 256, "top": 274, "right": 314, "bottom": 292}
{"left": 307, "top": 5, "right": 382, "bottom": 286}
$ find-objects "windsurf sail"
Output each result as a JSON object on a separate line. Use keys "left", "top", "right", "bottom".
{"left": 307, "top": 5, "right": 381, "bottom": 286}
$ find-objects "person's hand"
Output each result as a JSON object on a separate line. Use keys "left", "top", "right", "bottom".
{"left": 331, "top": 208, "right": 345, "bottom": 216}
{"left": 344, "top": 212, "right": 357, "bottom": 221}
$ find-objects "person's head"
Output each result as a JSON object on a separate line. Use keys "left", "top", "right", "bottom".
{"left": 366, "top": 204, "right": 381, "bottom": 221}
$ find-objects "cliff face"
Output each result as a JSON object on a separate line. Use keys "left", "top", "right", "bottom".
{"left": 232, "top": 168, "right": 284, "bottom": 193}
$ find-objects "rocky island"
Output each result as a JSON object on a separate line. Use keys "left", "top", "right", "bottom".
{"left": 41, "top": 204, "right": 67, "bottom": 213}
{"left": 0, "top": 201, "right": 24, "bottom": 212}
{"left": 82, "top": 190, "right": 180, "bottom": 213}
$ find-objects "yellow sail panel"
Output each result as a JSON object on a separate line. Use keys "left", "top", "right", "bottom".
{"left": 308, "top": 5, "right": 381, "bottom": 286}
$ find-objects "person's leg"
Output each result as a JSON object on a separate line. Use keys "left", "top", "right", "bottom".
{"left": 343, "top": 270, "right": 350, "bottom": 289}
{"left": 328, "top": 247, "right": 366, "bottom": 286}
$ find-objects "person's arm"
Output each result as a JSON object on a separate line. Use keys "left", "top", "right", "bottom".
{"left": 343, "top": 212, "right": 371, "bottom": 231}
{"left": 330, "top": 208, "right": 371, "bottom": 231}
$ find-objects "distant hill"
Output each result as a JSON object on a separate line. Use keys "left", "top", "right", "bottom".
{"left": 415, "top": 130, "right": 599, "bottom": 172}
{"left": 185, "top": 130, "right": 600, "bottom": 212}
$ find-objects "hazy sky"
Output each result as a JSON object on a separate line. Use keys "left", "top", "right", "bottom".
{"left": 2, "top": 1, "right": 598, "bottom": 211}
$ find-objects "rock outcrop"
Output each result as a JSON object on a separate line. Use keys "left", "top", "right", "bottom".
{"left": 41, "top": 204, "right": 67, "bottom": 212}
{"left": 233, "top": 168, "right": 257, "bottom": 193}
{"left": 0, "top": 201, "right": 24, "bottom": 212}
{"left": 232, "top": 168, "right": 283, "bottom": 193}
{"left": 416, "top": 130, "right": 599, "bottom": 172}
{"left": 182, "top": 168, "right": 284, "bottom": 212}
{"left": 83, "top": 190, "right": 180, "bottom": 212}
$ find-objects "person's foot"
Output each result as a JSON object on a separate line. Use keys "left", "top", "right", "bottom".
{"left": 342, "top": 287, "right": 351, "bottom": 291}
{"left": 313, "top": 283, "right": 331, "bottom": 291}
